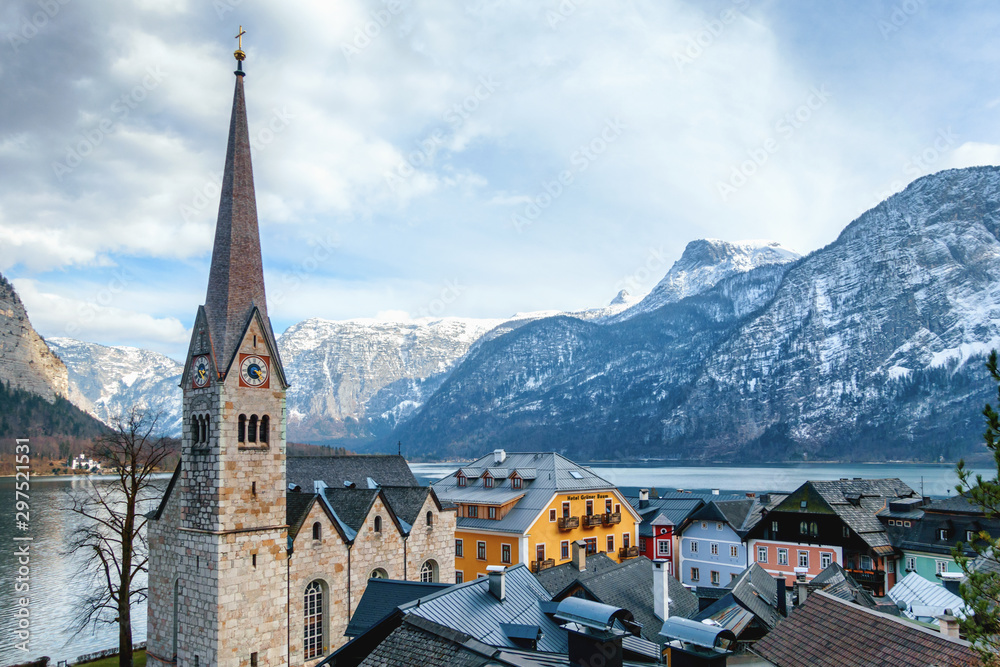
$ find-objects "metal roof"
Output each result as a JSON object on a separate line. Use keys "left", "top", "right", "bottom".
{"left": 400, "top": 564, "right": 570, "bottom": 654}
{"left": 658, "top": 616, "right": 735, "bottom": 650}
{"left": 552, "top": 597, "right": 634, "bottom": 633}
{"left": 433, "top": 452, "right": 627, "bottom": 535}
{"left": 345, "top": 578, "right": 452, "bottom": 637}
{"left": 889, "top": 572, "right": 970, "bottom": 621}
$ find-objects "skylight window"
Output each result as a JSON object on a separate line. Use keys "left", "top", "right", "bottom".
{"left": 569, "top": 471, "right": 584, "bottom": 479}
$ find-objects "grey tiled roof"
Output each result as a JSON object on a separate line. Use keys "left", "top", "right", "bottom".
{"left": 346, "top": 579, "right": 452, "bottom": 637}
{"left": 973, "top": 553, "right": 1000, "bottom": 575}
{"left": 379, "top": 486, "right": 435, "bottom": 529}
{"left": 357, "top": 616, "right": 494, "bottom": 667}
{"left": 629, "top": 498, "right": 705, "bottom": 536}
{"left": 433, "top": 452, "right": 624, "bottom": 534}
{"left": 726, "top": 563, "right": 783, "bottom": 630}
{"left": 287, "top": 454, "right": 418, "bottom": 490}
{"left": 533, "top": 553, "right": 621, "bottom": 596}
{"left": 565, "top": 556, "right": 699, "bottom": 642}
{"left": 753, "top": 591, "right": 977, "bottom": 667}
{"left": 286, "top": 489, "right": 316, "bottom": 537}
{"left": 322, "top": 487, "right": 381, "bottom": 535}
{"left": 400, "top": 564, "right": 570, "bottom": 653}
{"left": 809, "top": 563, "right": 879, "bottom": 611}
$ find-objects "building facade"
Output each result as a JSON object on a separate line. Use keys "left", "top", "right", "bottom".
{"left": 746, "top": 479, "right": 918, "bottom": 596}
{"left": 147, "top": 52, "right": 454, "bottom": 667}
{"left": 432, "top": 450, "right": 641, "bottom": 581}
{"left": 677, "top": 502, "right": 748, "bottom": 587}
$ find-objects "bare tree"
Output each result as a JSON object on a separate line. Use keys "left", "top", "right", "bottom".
{"left": 65, "top": 407, "right": 173, "bottom": 667}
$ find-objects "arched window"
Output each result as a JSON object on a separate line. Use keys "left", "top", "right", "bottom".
{"left": 238, "top": 414, "right": 246, "bottom": 443}
{"left": 800, "top": 521, "right": 808, "bottom": 535}
{"left": 810, "top": 522, "right": 818, "bottom": 537}
{"left": 260, "top": 415, "right": 269, "bottom": 443}
{"left": 200, "top": 415, "right": 209, "bottom": 443}
{"left": 248, "top": 415, "right": 258, "bottom": 443}
{"left": 373, "top": 516, "right": 382, "bottom": 533}
{"left": 370, "top": 568, "right": 388, "bottom": 579}
{"left": 304, "top": 580, "right": 324, "bottom": 660}
{"left": 312, "top": 522, "right": 321, "bottom": 540}
{"left": 191, "top": 416, "right": 199, "bottom": 444}
{"left": 426, "top": 511, "right": 433, "bottom": 527}
{"left": 420, "top": 560, "right": 438, "bottom": 583}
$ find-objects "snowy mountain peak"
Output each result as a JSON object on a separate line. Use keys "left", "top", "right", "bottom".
{"left": 609, "top": 289, "right": 633, "bottom": 306}
{"left": 621, "top": 238, "right": 801, "bottom": 318}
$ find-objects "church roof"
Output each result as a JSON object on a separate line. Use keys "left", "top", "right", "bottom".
{"left": 202, "top": 65, "right": 283, "bottom": 379}
{"left": 287, "top": 455, "right": 419, "bottom": 490}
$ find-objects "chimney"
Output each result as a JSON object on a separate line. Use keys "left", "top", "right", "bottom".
{"left": 639, "top": 489, "right": 649, "bottom": 510}
{"left": 487, "top": 565, "right": 506, "bottom": 601}
{"left": 572, "top": 540, "right": 587, "bottom": 571}
{"left": 653, "top": 560, "right": 670, "bottom": 620}
{"left": 938, "top": 572, "right": 964, "bottom": 596}
{"left": 493, "top": 449, "right": 506, "bottom": 464}
{"left": 776, "top": 575, "right": 787, "bottom": 617}
{"left": 937, "top": 610, "right": 961, "bottom": 639}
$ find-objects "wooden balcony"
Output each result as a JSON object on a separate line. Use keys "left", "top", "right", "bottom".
{"left": 619, "top": 545, "right": 639, "bottom": 560}
{"left": 558, "top": 516, "right": 580, "bottom": 531}
{"left": 531, "top": 558, "right": 555, "bottom": 573}
{"left": 602, "top": 512, "right": 622, "bottom": 526}
{"left": 582, "top": 514, "right": 604, "bottom": 528}
{"left": 847, "top": 568, "right": 885, "bottom": 587}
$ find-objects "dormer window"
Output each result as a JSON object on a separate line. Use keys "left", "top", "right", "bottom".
{"left": 484, "top": 476, "right": 494, "bottom": 489}
{"left": 939, "top": 528, "right": 949, "bottom": 541}
{"left": 457, "top": 474, "right": 466, "bottom": 487}
{"left": 512, "top": 477, "right": 522, "bottom": 489}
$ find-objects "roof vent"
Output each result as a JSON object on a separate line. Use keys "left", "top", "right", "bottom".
{"left": 314, "top": 480, "right": 328, "bottom": 494}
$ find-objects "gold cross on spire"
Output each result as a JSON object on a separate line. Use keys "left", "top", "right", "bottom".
{"left": 234, "top": 25, "right": 247, "bottom": 62}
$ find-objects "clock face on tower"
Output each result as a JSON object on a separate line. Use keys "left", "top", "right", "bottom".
{"left": 239, "top": 354, "right": 269, "bottom": 388}
{"left": 192, "top": 355, "right": 211, "bottom": 388}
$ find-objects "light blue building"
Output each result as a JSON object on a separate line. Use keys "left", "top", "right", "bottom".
{"left": 677, "top": 499, "right": 761, "bottom": 588}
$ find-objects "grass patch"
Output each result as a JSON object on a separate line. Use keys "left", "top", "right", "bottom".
{"left": 75, "top": 650, "right": 146, "bottom": 667}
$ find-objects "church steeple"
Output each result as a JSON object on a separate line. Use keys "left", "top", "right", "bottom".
{"left": 204, "top": 43, "right": 269, "bottom": 375}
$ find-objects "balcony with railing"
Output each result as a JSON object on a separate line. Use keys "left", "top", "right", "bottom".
{"left": 531, "top": 559, "right": 555, "bottom": 573}
{"left": 847, "top": 568, "right": 885, "bottom": 587}
{"left": 582, "top": 514, "right": 604, "bottom": 528}
{"left": 558, "top": 516, "right": 580, "bottom": 531}
{"left": 602, "top": 512, "right": 622, "bottom": 526}
{"left": 618, "top": 545, "right": 639, "bottom": 560}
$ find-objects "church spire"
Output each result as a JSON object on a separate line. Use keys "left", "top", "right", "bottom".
{"left": 204, "top": 35, "right": 268, "bottom": 373}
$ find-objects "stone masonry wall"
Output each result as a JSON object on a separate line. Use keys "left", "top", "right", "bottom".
{"left": 404, "top": 497, "right": 457, "bottom": 585}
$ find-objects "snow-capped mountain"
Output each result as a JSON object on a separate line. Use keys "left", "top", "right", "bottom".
{"left": 616, "top": 239, "right": 801, "bottom": 320}
{"left": 390, "top": 167, "right": 1000, "bottom": 462}
{"left": 47, "top": 338, "right": 184, "bottom": 435}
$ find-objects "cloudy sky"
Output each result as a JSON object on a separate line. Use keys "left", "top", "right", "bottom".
{"left": 3, "top": 0, "right": 1000, "bottom": 360}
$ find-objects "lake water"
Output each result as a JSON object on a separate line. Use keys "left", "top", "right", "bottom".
{"left": 1, "top": 461, "right": 992, "bottom": 666}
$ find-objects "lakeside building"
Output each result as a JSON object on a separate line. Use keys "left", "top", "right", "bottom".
{"left": 431, "top": 450, "right": 641, "bottom": 581}
{"left": 145, "top": 50, "right": 455, "bottom": 667}
{"left": 745, "top": 479, "right": 919, "bottom": 596}
{"left": 879, "top": 493, "right": 1000, "bottom": 586}
{"left": 676, "top": 495, "right": 785, "bottom": 588}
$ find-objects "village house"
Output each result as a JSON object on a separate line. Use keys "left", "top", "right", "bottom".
{"left": 745, "top": 479, "right": 918, "bottom": 596}
{"left": 432, "top": 450, "right": 641, "bottom": 580}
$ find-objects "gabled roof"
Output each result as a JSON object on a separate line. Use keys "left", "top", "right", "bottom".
{"left": 809, "top": 563, "right": 880, "bottom": 611}
{"left": 533, "top": 552, "right": 622, "bottom": 596}
{"left": 287, "top": 454, "right": 418, "bottom": 491}
{"left": 768, "top": 479, "right": 917, "bottom": 553}
{"left": 346, "top": 579, "right": 452, "bottom": 637}
{"left": 432, "top": 452, "right": 632, "bottom": 535}
{"left": 753, "top": 591, "right": 976, "bottom": 667}
{"left": 286, "top": 488, "right": 317, "bottom": 537}
{"left": 629, "top": 497, "right": 705, "bottom": 536}
{"left": 399, "top": 564, "right": 569, "bottom": 653}
{"left": 722, "top": 563, "right": 783, "bottom": 630}
{"left": 149, "top": 461, "right": 181, "bottom": 521}
{"left": 287, "top": 483, "right": 438, "bottom": 542}
{"left": 554, "top": 556, "right": 699, "bottom": 642}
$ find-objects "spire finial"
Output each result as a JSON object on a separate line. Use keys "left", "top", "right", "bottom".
{"left": 234, "top": 26, "right": 247, "bottom": 63}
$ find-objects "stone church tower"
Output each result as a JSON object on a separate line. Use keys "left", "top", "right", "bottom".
{"left": 147, "top": 42, "right": 290, "bottom": 667}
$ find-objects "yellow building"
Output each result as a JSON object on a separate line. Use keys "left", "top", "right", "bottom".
{"left": 431, "top": 450, "right": 642, "bottom": 582}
